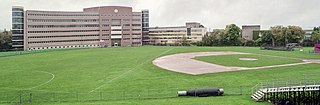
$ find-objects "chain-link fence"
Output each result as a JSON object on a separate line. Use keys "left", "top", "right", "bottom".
{"left": 0, "top": 86, "right": 253, "bottom": 104}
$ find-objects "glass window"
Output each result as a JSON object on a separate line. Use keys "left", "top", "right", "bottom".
{"left": 142, "top": 14, "right": 149, "bottom": 17}
{"left": 12, "top": 18, "right": 24, "bottom": 23}
{"left": 12, "top": 24, "right": 23, "bottom": 29}
{"left": 143, "top": 18, "right": 149, "bottom": 22}
{"left": 132, "top": 24, "right": 141, "bottom": 26}
{"left": 12, "top": 30, "right": 24, "bottom": 34}
{"left": 142, "top": 11, "right": 149, "bottom": 13}
{"left": 102, "top": 19, "right": 109, "bottom": 21}
{"left": 143, "top": 23, "right": 149, "bottom": 27}
{"left": 111, "top": 19, "right": 121, "bottom": 26}
{"left": 12, "top": 36, "right": 24, "bottom": 40}
{"left": 132, "top": 19, "right": 141, "bottom": 21}
{"left": 12, "top": 8, "right": 23, "bottom": 11}
{"left": 13, "top": 41, "right": 24, "bottom": 45}
{"left": 12, "top": 12, "right": 23, "bottom": 17}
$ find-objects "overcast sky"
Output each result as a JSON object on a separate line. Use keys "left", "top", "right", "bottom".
{"left": 1, "top": 0, "right": 319, "bottom": 30}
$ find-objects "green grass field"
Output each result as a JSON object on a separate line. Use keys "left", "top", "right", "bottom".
{"left": 194, "top": 54, "right": 303, "bottom": 67}
{"left": 0, "top": 46, "right": 319, "bottom": 105}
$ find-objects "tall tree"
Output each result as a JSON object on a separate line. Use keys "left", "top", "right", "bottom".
{"left": 270, "top": 26, "right": 284, "bottom": 47}
{"left": 287, "top": 25, "right": 305, "bottom": 43}
{"left": 0, "top": 30, "right": 12, "bottom": 51}
{"left": 225, "top": 24, "right": 241, "bottom": 45}
{"left": 312, "top": 26, "right": 320, "bottom": 43}
{"left": 260, "top": 31, "right": 273, "bottom": 45}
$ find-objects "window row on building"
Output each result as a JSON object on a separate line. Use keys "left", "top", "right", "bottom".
{"left": 149, "top": 34, "right": 185, "bottom": 36}
{"left": 28, "top": 34, "right": 100, "bottom": 38}
{"left": 28, "top": 19, "right": 99, "bottom": 22}
{"left": 13, "top": 18, "right": 24, "bottom": 23}
{"left": 27, "top": 13, "right": 143, "bottom": 17}
{"left": 12, "top": 8, "right": 24, "bottom": 11}
{"left": 28, "top": 30, "right": 99, "bottom": 33}
{"left": 13, "top": 24, "right": 24, "bottom": 29}
{"left": 28, "top": 14, "right": 99, "bottom": 17}
{"left": 100, "top": 14, "right": 138, "bottom": 17}
{"left": 132, "top": 33, "right": 142, "bottom": 35}
{"left": 151, "top": 37, "right": 195, "bottom": 39}
{"left": 28, "top": 39, "right": 100, "bottom": 44}
{"left": 149, "top": 30, "right": 187, "bottom": 33}
{"left": 12, "top": 12, "right": 24, "bottom": 17}
{"left": 132, "top": 38, "right": 141, "bottom": 40}
{"left": 28, "top": 24, "right": 100, "bottom": 28}
{"left": 29, "top": 45, "right": 100, "bottom": 50}
{"left": 122, "top": 38, "right": 142, "bottom": 40}
{"left": 132, "top": 24, "right": 142, "bottom": 26}
{"left": 110, "top": 29, "right": 141, "bottom": 31}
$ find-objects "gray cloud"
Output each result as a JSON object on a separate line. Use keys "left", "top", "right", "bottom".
{"left": 1, "top": 0, "right": 319, "bottom": 30}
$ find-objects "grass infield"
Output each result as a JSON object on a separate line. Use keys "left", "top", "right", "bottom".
{"left": 193, "top": 54, "right": 303, "bottom": 67}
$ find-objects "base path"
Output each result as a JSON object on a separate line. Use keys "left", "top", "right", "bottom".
{"left": 153, "top": 52, "right": 314, "bottom": 75}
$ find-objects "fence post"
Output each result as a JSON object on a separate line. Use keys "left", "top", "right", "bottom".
{"left": 19, "top": 92, "right": 22, "bottom": 104}
{"left": 147, "top": 89, "right": 149, "bottom": 99}
{"left": 53, "top": 92, "right": 56, "bottom": 102}
{"left": 76, "top": 93, "right": 79, "bottom": 102}
{"left": 122, "top": 91, "right": 125, "bottom": 100}
{"left": 100, "top": 92, "right": 102, "bottom": 101}
{"left": 240, "top": 86, "right": 243, "bottom": 95}
{"left": 29, "top": 93, "right": 32, "bottom": 103}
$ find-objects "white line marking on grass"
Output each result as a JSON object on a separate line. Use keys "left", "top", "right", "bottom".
{"left": 242, "top": 62, "right": 312, "bottom": 70}
{"left": 88, "top": 48, "right": 174, "bottom": 93}
{"left": 26, "top": 71, "right": 55, "bottom": 90}
{"left": 0, "top": 71, "right": 55, "bottom": 91}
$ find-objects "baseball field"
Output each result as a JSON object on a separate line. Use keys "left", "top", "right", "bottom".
{"left": 0, "top": 46, "right": 319, "bottom": 105}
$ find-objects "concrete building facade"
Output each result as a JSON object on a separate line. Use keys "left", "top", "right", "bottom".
{"left": 12, "top": 6, "right": 148, "bottom": 50}
{"left": 242, "top": 25, "right": 261, "bottom": 40}
{"left": 148, "top": 22, "right": 206, "bottom": 45}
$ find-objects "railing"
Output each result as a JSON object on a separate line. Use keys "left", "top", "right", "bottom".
{"left": 251, "top": 74, "right": 320, "bottom": 95}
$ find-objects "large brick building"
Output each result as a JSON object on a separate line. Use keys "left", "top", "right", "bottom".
{"left": 12, "top": 6, "right": 149, "bottom": 50}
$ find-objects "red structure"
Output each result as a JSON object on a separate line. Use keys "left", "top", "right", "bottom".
{"left": 315, "top": 44, "right": 320, "bottom": 54}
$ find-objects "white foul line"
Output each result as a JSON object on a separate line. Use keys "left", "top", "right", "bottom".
{"left": 0, "top": 70, "right": 55, "bottom": 91}
{"left": 88, "top": 48, "right": 174, "bottom": 93}
{"left": 26, "top": 71, "right": 55, "bottom": 90}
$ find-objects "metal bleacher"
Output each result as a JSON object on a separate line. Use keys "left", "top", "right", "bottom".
{"left": 251, "top": 74, "right": 320, "bottom": 102}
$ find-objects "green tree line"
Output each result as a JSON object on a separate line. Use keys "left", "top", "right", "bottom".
{"left": 197, "top": 24, "right": 320, "bottom": 47}
{"left": 0, "top": 30, "right": 12, "bottom": 51}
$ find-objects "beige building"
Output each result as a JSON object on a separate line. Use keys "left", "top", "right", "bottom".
{"left": 242, "top": 25, "right": 261, "bottom": 40}
{"left": 148, "top": 22, "right": 206, "bottom": 45}
{"left": 12, "top": 6, "right": 149, "bottom": 50}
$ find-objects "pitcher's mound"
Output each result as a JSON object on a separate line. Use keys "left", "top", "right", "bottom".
{"left": 239, "top": 58, "right": 257, "bottom": 61}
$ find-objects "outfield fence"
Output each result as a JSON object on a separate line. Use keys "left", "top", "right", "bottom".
{"left": 0, "top": 86, "right": 253, "bottom": 104}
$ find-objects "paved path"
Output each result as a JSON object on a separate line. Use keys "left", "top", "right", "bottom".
{"left": 153, "top": 52, "right": 318, "bottom": 75}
